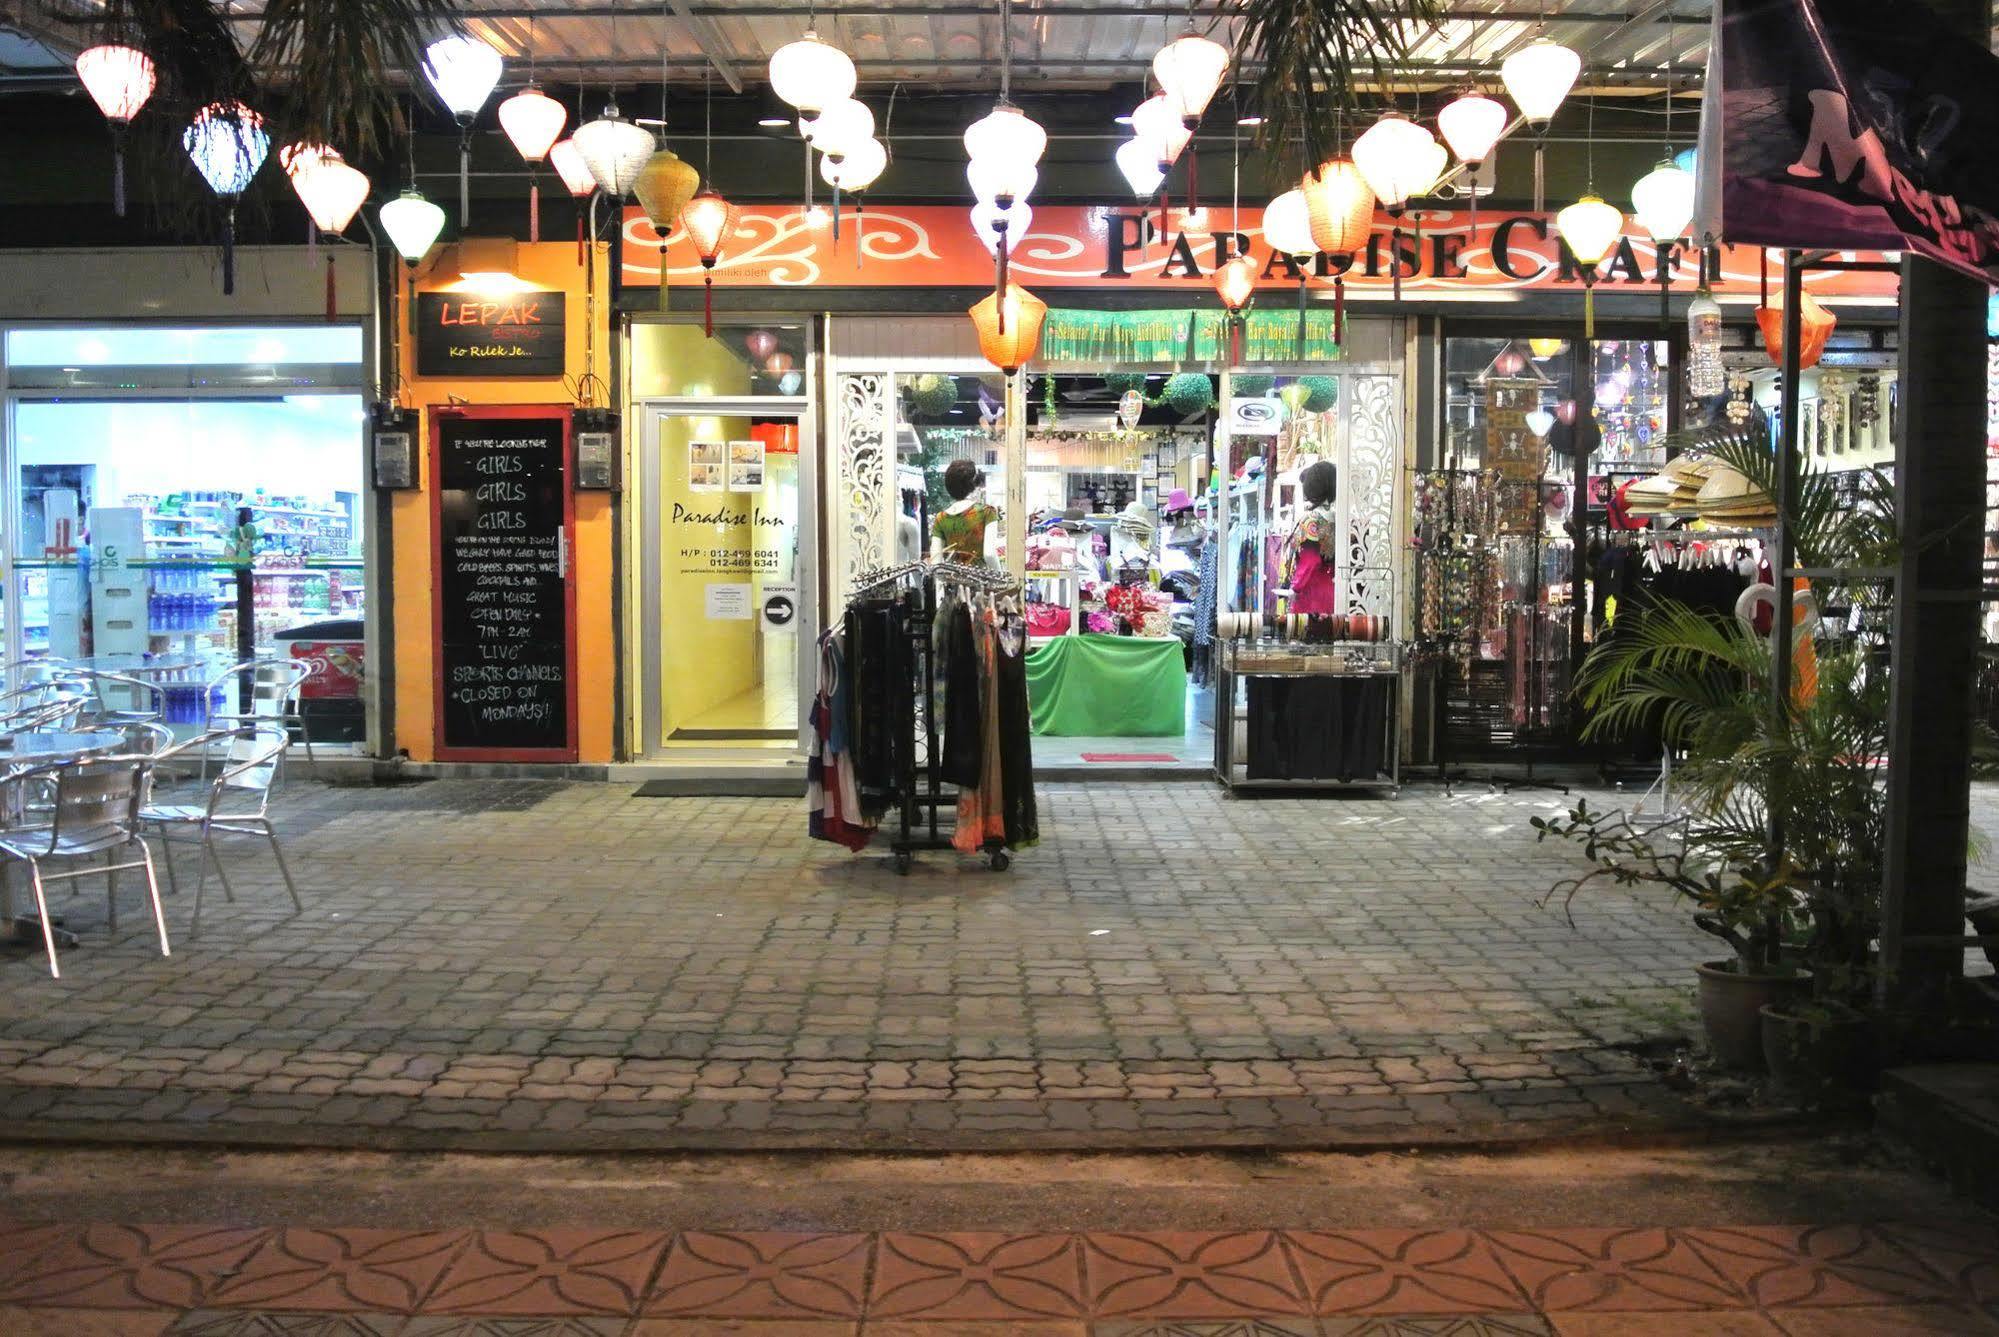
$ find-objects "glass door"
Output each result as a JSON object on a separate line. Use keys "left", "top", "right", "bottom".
{"left": 641, "top": 402, "right": 812, "bottom": 756}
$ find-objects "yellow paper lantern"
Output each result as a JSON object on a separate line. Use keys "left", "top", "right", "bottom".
{"left": 634, "top": 149, "right": 702, "bottom": 311}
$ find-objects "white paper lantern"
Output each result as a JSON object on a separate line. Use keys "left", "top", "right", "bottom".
{"left": 1262, "top": 188, "right": 1316, "bottom": 259}
{"left": 963, "top": 104, "right": 1047, "bottom": 169}
{"left": 1501, "top": 37, "right": 1581, "bottom": 128}
{"left": 423, "top": 35, "right": 503, "bottom": 121}
{"left": 967, "top": 157, "right": 1036, "bottom": 206}
{"left": 1115, "top": 139, "right": 1165, "bottom": 198}
{"left": 821, "top": 137, "right": 887, "bottom": 191}
{"left": 293, "top": 158, "right": 371, "bottom": 235}
{"left": 770, "top": 31, "right": 856, "bottom": 115}
{"left": 499, "top": 86, "right": 567, "bottom": 164}
{"left": 379, "top": 189, "right": 448, "bottom": 263}
{"left": 1556, "top": 193, "right": 1625, "bottom": 267}
{"left": 1131, "top": 94, "right": 1192, "bottom": 171}
{"left": 1151, "top": 28, "right": 1229, "bottom": 128}
{"left": 1352, "top": 113, "right": 1441, "bottom": 213}
{"left": 971, "top": 198, "right": 1033, "bottom": 255}
{"left": 571, "top": 103, "right": 656, "bottom": 197}
{"left": 1437, "top": 90, "right": 1508, "bottom": 167}
{"left": 1524, "top": 408, "right": 1555, "bottom": 438}
{"left": 548, "top": 139, "right": 597, "bottom": 198}
{"left": 805, "top": 97, "right": 875, "bottom": 160}
{"left": 1631, "top": 157, "right": 1696, "bottom": 244}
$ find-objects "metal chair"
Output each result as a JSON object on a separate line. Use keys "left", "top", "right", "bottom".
{"left": 0, "top": 755, "right": 168, "bottom": 978}
{"left": 205, "top": 659, "right": 316, "bottom": 771}
{"left": 142, "top": 726, "right": 299, "bottom": 935}
{"left": 78, "top": 670, "right": 166, "bottom": 728}
{"left": 0, "top": 695, "right": 86, "bottom": 737}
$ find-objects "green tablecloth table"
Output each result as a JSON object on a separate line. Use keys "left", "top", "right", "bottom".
{"left": 1025, "top": 634, "right": 1186, "bottom": 736}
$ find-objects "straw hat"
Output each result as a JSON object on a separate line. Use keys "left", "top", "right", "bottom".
{"left": 1694, "top": 465, "right": 1775, "bottom": 523}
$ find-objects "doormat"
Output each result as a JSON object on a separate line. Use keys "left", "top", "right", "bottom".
{"left": 634, "top": 778, "right": 806, "bottom": 798}
{"left": 1079, "top": 753, "right": 1179, "bottom": 763}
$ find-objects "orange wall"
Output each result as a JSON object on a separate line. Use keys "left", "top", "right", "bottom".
{"left": 391, "top": 241, "right": 616, "bottom": 764}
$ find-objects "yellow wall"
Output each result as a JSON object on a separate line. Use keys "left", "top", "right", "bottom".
{"left": 391, "top": 241, "right": 615, "bottom": 763}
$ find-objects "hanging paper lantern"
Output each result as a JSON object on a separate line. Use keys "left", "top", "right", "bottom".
{"left": 970, "top": 198, "right": 1033, "bottom": 255}
{"left": 499, "top": 86, "right": 566, "bottom": 165}
{"left": 1756, "top": 290, "right": 1838, "bottom": 369}
{"left": 1437, "top": 90, "right": 1508, "bottom": 167}
{"left": 293, "top": 156, "right": 371, "bottom": 235}
{"left": 1162, "top": 372, "right": 1215, "bottom": 416}
{"left": 1501, "top": 37, "right": 1581, "bottom": 128}
{"left": 1493, "top": 348, "right": 1528, "bottom": 377}
{"left": 1687, "top": 288, "right": 1726, "bottom": 398}
{"left": 1262, "top": 189, "right": 1316, "bottom": 259}
{"left": 76, "top": 43, "right": 155, "bottom": 218}
{"left": 1352, "top": 113, "right": 1443, "bottom": 214}
{"left": 1131, "top": 94, "right": 1193, "bottom": 171}
{"left": 423, "top": 35, "right": 503, "bottom": 121}
{"left": 1529, "top": 338, "right": 1567, "bottom": 358}
{"left": 1554, "top": 399, "right": 1579, "bottom": 426}
{"left": 908, "top": 373, "right": 958, "bottom": 419}
{"left": 1300, "top": 158, "right": 1374, "bottom": 255}
{"left": 183, "top": 101, "right": 269, "bottom": 296}
{"left": 681, "top": 187, "right": 740, "bottom": 337}
{"left": 968, "top": 283, "right": 1049, "bottom": 376}
{"left": 1556, "top": 194, "right": 1624, "bottom": 267}
{"left": 549, "top": 139, "right": 596, "bottom": 198}
{"left": 967, "top": 158, "right": 1037, "bottom": 207}
{"left": 1631, "top": 157, "right": 1695, "bottom": 244}
{"left": 746, "top": 330, "right": 778, "bottom": 362}
{"left": 1115, "top": 139, "right": 1165, "bottom": 198}
{"left": 1212, "top": 255, "right": 1257, "bottom": 313}
{"left": 766, "top": 351, "right": 796, "bottom": 376}
{"left": 964, "top": 104, "right": 1048, "bottom": 171}
{"left": 379, "top": 190, "right": 447, "bottom": 263}
{"left": 821, "top": 137, "right": 887, "bottom": 191}
{"left": 1152, "top": 28, "right": 1230, "bottom": 128}
{"left": 1295, "top": 375, "right": 1338, "bottom": 414}
{"left": 779, "top": 369, "right": 804, "bottom": 394}
{"left": 1525, "top": 407, "right": 1555, "bottom": 438}
{"left": 572, "top": 103, "right": 655, "bottom": 197}
{"left": 804, "top": 97, "right": 875, "bottom": 160}
{"left": 634, "top": 148, "right": 702, "bottom": 312}
{"left": 770, "top": 31, "right": 856, "bottom": 116}
{"left": 279, "top": 142, "right": 338, "bottom": 178}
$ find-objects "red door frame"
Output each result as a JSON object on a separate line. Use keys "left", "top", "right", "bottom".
{"left": 429, "top": 404, "right": 580, "bottom": 763}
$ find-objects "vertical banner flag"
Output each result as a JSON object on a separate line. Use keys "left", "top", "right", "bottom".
{"left": 1715, "top": 0, "right": 1999, "bottom": 283}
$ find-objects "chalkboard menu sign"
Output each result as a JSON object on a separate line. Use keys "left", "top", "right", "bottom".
{"left": 416, "top": 292, "right": 567, "bottom": 378}
{"left": 432, "top": 408, "right": 576, "bottom": 759}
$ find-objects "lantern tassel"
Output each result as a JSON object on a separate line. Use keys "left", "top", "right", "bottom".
{"left": 459, "top": 139, "right": 471, "bottom": 224}
{"left": 1585, "top": 277, "right": 1596, "bottom": 340}
{"left": 325, "top": 253, "right": 337, "bottom": 323}
{"left": 530, "top": 179, "right": 541, "bottom": 243}
{"left": 1296, "top": 276, "right": 1308, "bottom": 360}
{"left": 998, "top": 233, "right": 1009, "bottom": 302}
{"left": 1533, "top": 141, "right": 1545, "bottom": 213}
{"left": 112, "top": 136, "right": 127, "bottom": 218}
{"left": 995, "top": 247, "right": 1007, "bottom": 335}
{"left": 1159, "top": 187, "right": 1168, "bottom": 244}
{"left": 659, "top": 243, "right": 670, "bottom": 312}
{"left": 704, "top": 274, "right": 714, "bottom": 338}
{"left": 1334, "top": 275, "right": 1345, "bottom": 347}
{"left": 1229, "top": 315, "right": 1241, "bottom": 367}
{"left": 1187, "top": 142, "right": 1197, "bottom": 213}
{"left": 1392, "top": 227, "right": 1403, "bottom": 303}
{"left": 856, "top": 199, "right": 865, "bottom": 270}
{"left": 832, "top": 185, "right": 841, "bottom": 243}
{"left": 222, "top": 204, "right": 237, "bottom": 297}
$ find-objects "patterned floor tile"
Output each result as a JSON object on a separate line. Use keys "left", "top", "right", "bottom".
{"left": 167, "top": 1314, "right": 405, "bottom": 1336}
{"left": 1767, "top": 1305, "right": 1999, "bottom": 1334}
{"left": 868, "top": 1232, "right": 1086, "bottom": 1320}
{"left": 0, "top": 1224, "right": 273, "bottom": 1310}
{"left": 0, "top": 1224, "right": 84, "bottom": 1289}
{"left": 1874, "top": 1222, "right": 1999, "bottom": 1305}
{"left": 420, "top": 1229, "right": 669, "bottom": 1316}
{"left": 1485, "top": 1229, "right": 1743, "bottom": 1313}
{"left": 1284, "top": 1231, "right": 1529, "bottom": 1315}
{"left": 1087, "top": 1320, "right": 1318, "bottom": 1336}
{"left": 642, "top": 1232, "right": 870, "bottom": 1320}
{"left": 401, "top": 1319, "right": 632, "bottom": 1336}
{"left": 1081, "top": 1232, "right": 1309, "bottom": 1319}
{"left": 1545, "top": 1315, "right": 1782, "bottom": 1334}
{"left": 628, "top": 1319, "right": 856, "bottom": 1335}
{"left": 1680, "top": 1226, "right": 1961, "bottom": 1308}
{"left": 208, "top": 1229, "right": 471, "bottom": 1314}
{"left": 0, "top": 1305, "right": 178, "bottom": 1336}
{"left": 1318, "top": 1320, "right": 1555, "bottom": 1336}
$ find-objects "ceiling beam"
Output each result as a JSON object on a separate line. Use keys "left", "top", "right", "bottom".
{"left": 83, "top": 4, "right": 1713, "bottom": 23}
{"left": 664, "top": 0, "right": 743, "bottom": 93}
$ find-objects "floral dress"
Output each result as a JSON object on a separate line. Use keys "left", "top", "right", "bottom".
{"left": 932, "top": 503, "right": 998, "bottom": 565}
{"left": 1281, "top": 504, "right": 1339, "bottom": 615}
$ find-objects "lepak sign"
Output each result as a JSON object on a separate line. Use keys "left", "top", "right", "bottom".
{"left": 621, "top": 205, "right": 1898, "bottom": 302}
{"left": 416, "top": 292, "right": 567, "bottom": 378}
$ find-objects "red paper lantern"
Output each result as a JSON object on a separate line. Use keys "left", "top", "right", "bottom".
{"left": 1755, "top": 291, "right": 1838, "bottom": 370}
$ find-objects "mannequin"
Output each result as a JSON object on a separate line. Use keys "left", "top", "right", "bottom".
{"left": 1282, "top": 459, "right": 1339, "bottom": 615}
{"left": 930, "top": 459, "right": 999, "bottom": 566}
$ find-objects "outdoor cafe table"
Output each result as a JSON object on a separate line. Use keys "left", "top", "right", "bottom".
{"left": 0, "top": 729, "right": 135, "bottom": 949}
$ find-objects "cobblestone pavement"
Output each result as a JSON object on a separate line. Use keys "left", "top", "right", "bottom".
{"left": 0, "top": 778, "right": 1730, "bottom": 1148}
{"left": 0, "top": 1218, "right": 1996, "bottom": 1333}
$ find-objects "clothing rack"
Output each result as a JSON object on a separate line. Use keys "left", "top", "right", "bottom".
{"left": 844, "top": 560, "right": 1025, "bottom": 875}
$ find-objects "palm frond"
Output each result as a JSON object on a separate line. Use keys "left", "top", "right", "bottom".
{"left": 1237, "top": 0, "right": 1445, "bottom": 174}
{"left": 249, "top": 0, "right": 463, "bottom": 157}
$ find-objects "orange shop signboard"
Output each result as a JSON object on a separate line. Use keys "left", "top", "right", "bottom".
{"left": 620, "top": 204, "right": 1898, "bottom": 303}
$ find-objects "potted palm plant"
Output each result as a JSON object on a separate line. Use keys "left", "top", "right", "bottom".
{"left": 1535, "top": 431, "right": 1896, "bottom": 1082}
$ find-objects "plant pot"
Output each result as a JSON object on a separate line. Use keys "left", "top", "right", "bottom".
{"left": 1696, "top": 961, "right": 1811, "bottom": 1071}
{"left": 1760, "top": 1003, "right": 1877, "bottom": 1107}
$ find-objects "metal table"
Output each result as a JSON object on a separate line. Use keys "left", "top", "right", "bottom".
{"left": 0, "top": 729, "right": 132, "bottom": 948}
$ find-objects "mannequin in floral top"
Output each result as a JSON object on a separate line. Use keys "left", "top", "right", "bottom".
{"left": 1281, "top": 460, "right": 1339, "bottom": 615}
{"left": 931, "top": 459, "right": 999, "bottom": 567}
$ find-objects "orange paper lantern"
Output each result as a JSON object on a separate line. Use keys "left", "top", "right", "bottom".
{"left": 680, "top": 187, "right": 740, "bottom": 337}
{"left": 1755, "top": 290, "right": 1837, "bottom": 369}
{"left": 968, "top": 283, "right": 1049, "bottom": 376}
